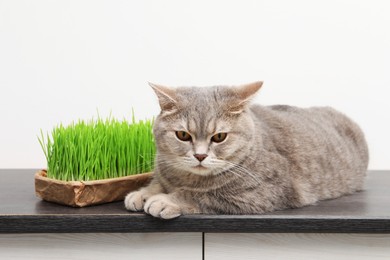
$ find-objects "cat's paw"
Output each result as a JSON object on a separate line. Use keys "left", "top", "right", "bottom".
{"left": 124, "top": 190, "right": 150, "bottom": 211}
{"left": 144, "top": 194, "right": 182, "bottom": 219}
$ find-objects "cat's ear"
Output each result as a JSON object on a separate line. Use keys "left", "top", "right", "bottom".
{"left": 149, "top": 82, "right": 177, "bottom": 112}
{"left": 229, "top": 81, "right": 263, "bottom": 114}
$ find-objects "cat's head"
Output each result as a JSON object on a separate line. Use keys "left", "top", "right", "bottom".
{"left": 151, "top": 82, "right": 263, "bottom": 176}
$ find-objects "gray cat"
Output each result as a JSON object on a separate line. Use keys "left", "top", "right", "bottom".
{"left": 124, "top": 82, "right": 369, "bottom": 219}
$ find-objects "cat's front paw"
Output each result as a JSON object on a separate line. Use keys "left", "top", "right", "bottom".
{"left": 124, "top": 189, "right": 150, "bottom": 212}
{"left": 144, "top": 194, "right": 182, "bottom": 219}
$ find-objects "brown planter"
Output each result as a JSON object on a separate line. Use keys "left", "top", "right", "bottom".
{"left": 35, "top": 169, "right": 152, "bottom": 207}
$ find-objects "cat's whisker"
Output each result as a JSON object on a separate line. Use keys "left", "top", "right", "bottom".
{"left": 222, "top": 161, "right": 264, "bottom": 186}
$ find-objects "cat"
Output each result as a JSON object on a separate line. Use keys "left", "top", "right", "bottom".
{"left": 124, "top": 82, "right": 369, "bottom": 219}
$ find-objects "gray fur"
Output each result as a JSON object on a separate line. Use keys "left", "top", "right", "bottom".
{"left": 124, "top": 82, "right": 369, "bottom": 218}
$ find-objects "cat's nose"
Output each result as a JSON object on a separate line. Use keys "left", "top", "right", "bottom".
{"left": 194, "top": 154, "right": 208, "bottom": 162}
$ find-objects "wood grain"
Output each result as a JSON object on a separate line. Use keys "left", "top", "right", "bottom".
{"left": 0, "top": 233, "right": 202, "bottom": 260}
{"left": 205, "top": 233, "right": 390, "bottom": 260}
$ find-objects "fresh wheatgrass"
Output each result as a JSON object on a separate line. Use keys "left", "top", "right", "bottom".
{"left": 38, "top": 115, "right": 156, "bottom": 181}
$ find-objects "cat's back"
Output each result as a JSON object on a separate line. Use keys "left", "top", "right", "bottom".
{"left": 250, "top": 104, "right": 367, "bottom": 157}
{"left": 249, "top": 104, "right": 369, "bottom": 202}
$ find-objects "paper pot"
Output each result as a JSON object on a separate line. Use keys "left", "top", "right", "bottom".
{"left": 35, "top": 169, "right": 152, "bottom": 207}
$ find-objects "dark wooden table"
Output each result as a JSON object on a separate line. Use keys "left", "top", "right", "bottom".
{"left": 1, "top": 170, "right": 389, "bottom": 233}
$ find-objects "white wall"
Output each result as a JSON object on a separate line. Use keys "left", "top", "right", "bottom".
{"left": 0, "top": 0, "right": 389, "bottom": 169}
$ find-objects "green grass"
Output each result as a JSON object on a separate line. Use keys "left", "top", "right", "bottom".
{"left": 38, "top": 115, "right": 155, "bottom": 181}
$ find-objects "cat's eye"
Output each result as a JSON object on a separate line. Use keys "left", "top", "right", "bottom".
{"left": 175, "top": 131, "right": 192, "bottom": 142}
{"left": 211, "top": 133, "right": 227, "bottom": 143}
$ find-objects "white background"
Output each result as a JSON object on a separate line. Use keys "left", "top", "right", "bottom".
{"left": 0, "top": 0, "right": 389, "bottom": 169}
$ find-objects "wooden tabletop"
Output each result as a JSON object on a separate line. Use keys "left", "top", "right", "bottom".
{"left": 0, "top": 169, "right": 389, "bottom": 233}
